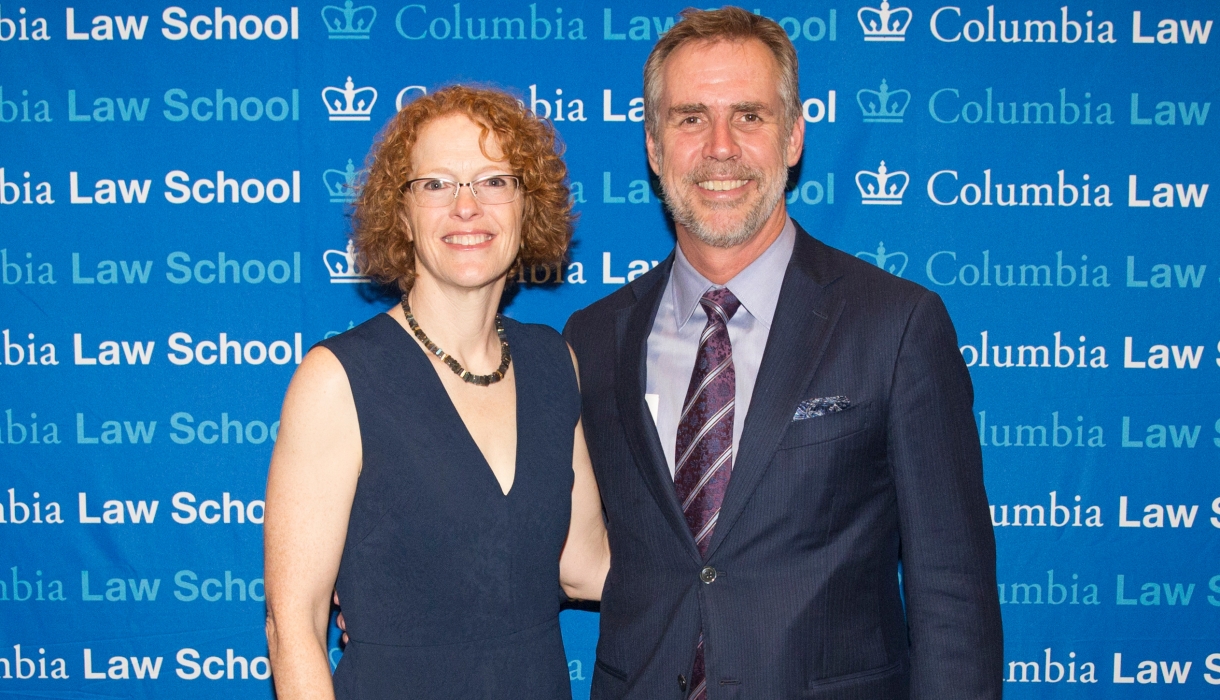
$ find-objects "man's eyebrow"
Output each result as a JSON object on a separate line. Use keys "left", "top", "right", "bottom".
{"left": 669, "top": 102, "right": 708, "bottom": 117}
{"left": 667, "top": 102, "right": 775, "bottom": 118}
{"left": 731, "top": 101, "right": 773, "bottom": 114}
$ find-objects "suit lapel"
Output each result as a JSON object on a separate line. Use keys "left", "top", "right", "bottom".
{"left": 614, "top": 256, "right": 704, "bottom": 564}
{"left": 705, "top": 228, "right": 845, "bottom": 559}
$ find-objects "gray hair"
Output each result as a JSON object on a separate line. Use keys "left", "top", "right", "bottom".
{"left": 642, "top": 7, "right": 801, "bottom": 142}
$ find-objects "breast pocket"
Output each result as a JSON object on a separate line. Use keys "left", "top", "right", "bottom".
{"left": 776, "top": 403, "right": 871, "bottom": 451}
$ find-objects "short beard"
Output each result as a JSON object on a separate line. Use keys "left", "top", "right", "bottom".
{"left": 658, "top": 157, "right": 787, "bottom": 249}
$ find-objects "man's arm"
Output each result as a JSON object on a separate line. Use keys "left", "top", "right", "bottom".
{"left": 887, "top": 291, "right": 1003, "bottom": 699}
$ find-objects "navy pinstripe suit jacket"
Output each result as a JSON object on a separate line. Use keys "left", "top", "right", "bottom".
{"left": 563, "top": 224, "right": 1003, "bottom": 700}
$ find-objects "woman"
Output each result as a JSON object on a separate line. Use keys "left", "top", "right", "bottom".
{"left": 264, "top": 85, "right": 609, "bottom": 700}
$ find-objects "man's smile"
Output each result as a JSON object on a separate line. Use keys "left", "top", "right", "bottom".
{"left": 697, "top": 179, "right": 752, "bottom": 192}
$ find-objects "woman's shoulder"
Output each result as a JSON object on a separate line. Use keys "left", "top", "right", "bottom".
{"left": 503, "top": 318, "right": 579, "bottom": 417}
{"left": 315, "top": 313, "right": 399, "bottom": 354}
{"left": 310, "top": 313, "right": 409, "bottom": 382}
{"left": 501, "top": 316, "right": 569, "bottom": 359}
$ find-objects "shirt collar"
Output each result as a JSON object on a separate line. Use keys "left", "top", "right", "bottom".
{"left": 669, "top": 217, "right": 797, "bottom": 331}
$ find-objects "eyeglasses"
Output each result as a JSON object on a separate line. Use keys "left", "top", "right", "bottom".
{"left": 403, "top": 175, "right": 521, "bottom": 207}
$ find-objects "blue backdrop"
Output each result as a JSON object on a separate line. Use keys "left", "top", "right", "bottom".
{"left": 2, "top": 0, "right": 1218, "bottom": 697}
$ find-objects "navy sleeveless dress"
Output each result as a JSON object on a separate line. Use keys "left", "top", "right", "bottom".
{"left": 317, "top": 313, "right": 578, "bottom": 700}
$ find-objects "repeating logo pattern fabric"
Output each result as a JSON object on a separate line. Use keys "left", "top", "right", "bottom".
{"left": 1, "top": 1, "right": 1217, "bottom": 698}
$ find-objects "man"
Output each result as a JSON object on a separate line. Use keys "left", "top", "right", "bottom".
{"left": 563, "top": 8, "right": 1003, "bottom": 700}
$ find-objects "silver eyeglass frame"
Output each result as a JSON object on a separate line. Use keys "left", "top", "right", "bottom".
{"left": 402, "top": 175, "right": 521, "bottom": 207}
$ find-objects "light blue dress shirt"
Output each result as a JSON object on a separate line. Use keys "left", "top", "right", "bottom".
{"left": 645, "top": 218, "right": 797, "bottom": 478}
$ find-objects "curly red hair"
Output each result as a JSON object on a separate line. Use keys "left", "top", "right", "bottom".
{"left": 352, "top": 84, "right": 574, "bottom": 291}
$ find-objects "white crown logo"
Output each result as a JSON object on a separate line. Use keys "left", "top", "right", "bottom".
{"left": 323, "top": 159, "right": 365, "bottom": 203}
{"left": 856, "top": 161, "right": 909, "bottom": 205}
{"left": 324, "top": 240, "right": 369, "bottom": 283}
{"left": 856, "top": 242, "right": 909, "bottom": 276}
{"left": 323, "top": 77, "right": 378, "bottom": 121}
{"left": 857, "top": 79, "right": 910, "bottom": 123}
{"left": 322, "top": 0, "right": 376, "bottom": 39}
{"left": 858, "top": 1, "right": 912, "bottom": 41}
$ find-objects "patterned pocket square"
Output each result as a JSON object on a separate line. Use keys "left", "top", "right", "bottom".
{"left": 793, "top": 396, "right": 851, "bottom": 421}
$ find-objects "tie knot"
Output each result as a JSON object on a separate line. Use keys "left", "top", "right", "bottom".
{"left": 700, "top": 287, "right": 741, "bottom": 323}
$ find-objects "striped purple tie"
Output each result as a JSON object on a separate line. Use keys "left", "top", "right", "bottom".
{"left": 674, "top": 288, "right": 739, "bottom": 700}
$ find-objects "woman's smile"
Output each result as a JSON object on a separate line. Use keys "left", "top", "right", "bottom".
{"left": 441, "top": 231, "right": 496, "bottom": 249}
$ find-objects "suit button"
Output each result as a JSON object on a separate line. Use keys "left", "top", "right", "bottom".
{"left": 678, "top": 674, "right": 687, "bottom": 691}
{"left": 700, "top": 566, "right": 717, "bottom": 584}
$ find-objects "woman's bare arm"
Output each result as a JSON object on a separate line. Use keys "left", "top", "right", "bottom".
{"left": 559, "top": 346, "right": 610, "bottom": 601}
{"left": 264, "top": 347, "right": 362, "bottom": 700}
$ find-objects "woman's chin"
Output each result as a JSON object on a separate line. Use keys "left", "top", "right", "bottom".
{"left": 420, "top": 264, "right": 514, "bottom": 292}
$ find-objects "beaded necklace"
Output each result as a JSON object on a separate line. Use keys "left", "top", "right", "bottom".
{"left": 401, "top": 295, "right": 511, "bottom": 386}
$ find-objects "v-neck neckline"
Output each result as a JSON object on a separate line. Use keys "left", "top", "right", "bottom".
{"left": 384, "top": 312, "right": 521, "bottom": 497}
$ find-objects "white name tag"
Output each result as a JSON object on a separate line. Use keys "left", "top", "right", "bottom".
{"left": 644, "top": 394, "right": 660, "bottom": 424}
